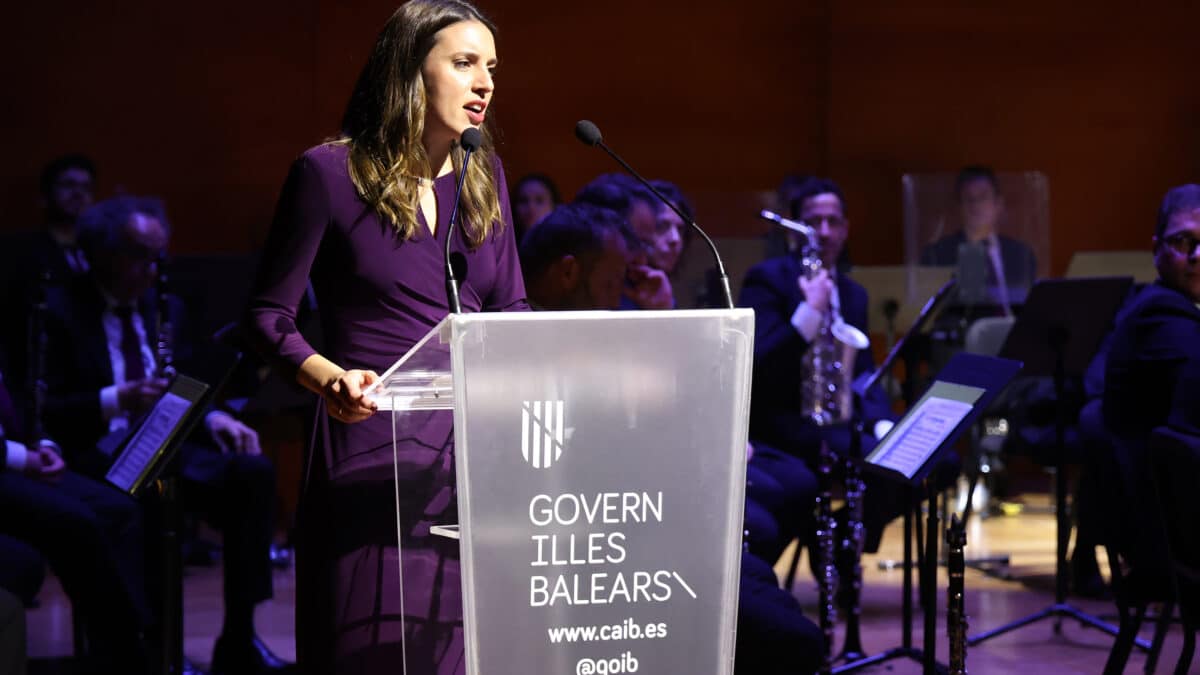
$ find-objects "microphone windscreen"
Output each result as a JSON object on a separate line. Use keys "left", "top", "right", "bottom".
{"left": 574, "top": 120, "right": 602, "bottom": 147}
{"left": 460, "top": 127, "right": 483, "bottom": 152}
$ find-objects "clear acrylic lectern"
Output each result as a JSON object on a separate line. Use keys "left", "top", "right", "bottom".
{"left": 367, "top": 309, "right": 754, "bottom": 675}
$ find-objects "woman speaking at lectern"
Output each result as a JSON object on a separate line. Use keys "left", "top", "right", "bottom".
{"left": 245, "top": 1, "right": 528, "bottom": 672}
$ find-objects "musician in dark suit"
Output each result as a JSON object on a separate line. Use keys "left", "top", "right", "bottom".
{"left": 740, "top": 177, "right": 949, "bottom": 556}
{"left": 41, "top": 196, "right": 291, "bottom": 675}
{"left": 0, "top": 155, "right": 98, "bottom": 426}
{"left": 740, "top": 179, "right": 892, "bottom": 456}
{"left": 919, "top": 166, "right": 1038, "bottom": 311}
{"left": 1104, "top": 183, "right": 1200, "bottom": 441}
{"left": 1098, "top": 184, "right": 1200, "bottom": 605}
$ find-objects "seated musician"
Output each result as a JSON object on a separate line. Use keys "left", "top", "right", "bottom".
{"left": 740, "top": 177, "right": 919, "bottom": 554}
{"left": 1104, "top": 183, "right": 1200, "bottom": 441}
{"left": 920, "top": 165, "right": 1038, "bottom": 313}
{"left": 40, "top": 195, "right": 292, "bottom": 675}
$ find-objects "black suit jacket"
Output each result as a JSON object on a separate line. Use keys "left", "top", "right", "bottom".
{"left": 920, "top": 231, "right": 1037, "bottom": 302}
{"left": 1169, "top": 357, "right": 1200, "bottom": 435}
{"left": 1103, "top": 280, "right": 1200, "bottom": 442}
{"left": 0, "top": 231, "right": 89, "bottom": 411}
{"left": 738, "top": 254, "right": 889, "bottom": 458}
{"left": 42, "top": 277, "right": 195, "bottom": 462}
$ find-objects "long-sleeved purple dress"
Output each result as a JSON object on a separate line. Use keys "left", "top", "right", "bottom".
{"left": 246, "top": 142, "right": 528, "bottom": 674}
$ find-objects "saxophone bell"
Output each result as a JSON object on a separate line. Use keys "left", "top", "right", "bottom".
{"left": 832, "top": 319, "right": 870, "bottom": 351}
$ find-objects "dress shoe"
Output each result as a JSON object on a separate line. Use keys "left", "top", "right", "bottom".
{"left": 210, "top": 634, "right": 295, "bottom": 674}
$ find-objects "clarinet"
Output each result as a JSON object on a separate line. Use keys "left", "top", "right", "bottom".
{"left": 946, "top": 513, "right": 968, "bottom": 674}
{"left": 25, "top": 270, "right": 52, "bottom": 445}
{"left": 816, "top": 440, "right": 839, "bottom": 675}
{"left": 155, "top": 255, "right": 176, "bottom": 379}
{"left": 837, "top": 418, "right": 867, "bottom": 661}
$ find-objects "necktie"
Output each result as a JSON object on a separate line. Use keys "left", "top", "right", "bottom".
{"left": 983, "top": 239, "right": 1012, "bottom": 316}
{"left": 115, "top": 306, "right": 147, "bottom": 383}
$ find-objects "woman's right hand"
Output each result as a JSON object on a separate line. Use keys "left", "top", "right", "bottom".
{"left": 322, "top": 369, "right": 380, "bottom": 423}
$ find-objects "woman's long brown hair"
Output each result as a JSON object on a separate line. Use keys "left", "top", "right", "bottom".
{"left": 341, "top": 0, "right": 501, "bottom": 247}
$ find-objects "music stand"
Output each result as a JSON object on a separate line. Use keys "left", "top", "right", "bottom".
{"left": 101, "top": 375, "right": 212, "bottom": 675}
{"left": 830, "top": 281, "right": 956, "bottom": 672}
{"left": 859, "top": 354, "right": 1022, "bottom": 673}
{"left": 968, "top": 276, "right": 1139, "bottom": 648}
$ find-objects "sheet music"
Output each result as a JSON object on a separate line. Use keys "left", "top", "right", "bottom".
{"left": 106, "top": 392, "right": 192, "bottom": 492}
{"left": 871, "top": 396, "right": 973, "bottom": 479}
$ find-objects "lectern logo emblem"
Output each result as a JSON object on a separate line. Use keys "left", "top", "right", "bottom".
{"left": 521, "top": 400, "right": 565, "bottom": 469}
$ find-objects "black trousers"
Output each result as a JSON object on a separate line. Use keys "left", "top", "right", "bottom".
{"left": 751, "top": 419, "right": 960, "bottom": 554}
{"left": 746, "top": 445, "right": 818, "bottom": 562}
{"left": 735, "top": 551, "right": 823, "bottom": 675}
{"left": 0, "top": 533, "right": 44, "bottom": 606}
{"left": 0, "top": 470, "right": 148, "bottom": 666}
{"left": 142, "top": 443, "right": 276, "bottom": 623}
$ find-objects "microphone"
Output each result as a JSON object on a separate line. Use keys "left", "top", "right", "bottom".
{"left": 573, "top": 120, "right": 735, "bottom": 309}
{"left": 445, "top": 127, "right": 483, "bottom": 314}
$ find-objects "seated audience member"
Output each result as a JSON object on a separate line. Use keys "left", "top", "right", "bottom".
{"left": 0, "top": 587, "right": 25, "bottom": 675}
{"left": 511, "top": 173, "right": 561, "bottom": 243}
{"left": 740, "top": 177, "right": 951, "bottom": 558}
{"left": 574, "top": 173, "right": 674, "bottom": 309}
{"left": 1103, "top": 184, "right": 1200, "bottom": 442}
{"left": 1, "top": 354, "right": 150, "bottom": 673}
{"left": 520, "top": 199, "right": 822, "bottom": 674}
{"left": 519, "top": 203, "right": 630, "bottom": 310}
{"left": 40, "top": 196, "right": 292, "bottom": 674}
{"left": 919, "top": 165, "right": 1038, "bottom": 312}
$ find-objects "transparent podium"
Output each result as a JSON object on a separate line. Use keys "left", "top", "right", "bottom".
{"left": 368, "top": 309, "right": 755, "bottom": 675}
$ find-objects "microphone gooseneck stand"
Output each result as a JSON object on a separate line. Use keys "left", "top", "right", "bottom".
{"left": 573, "top": 120, "right": 733, "bottom": 310}
{"left": 444, "top": 127, "right": 482, "bottom": 314}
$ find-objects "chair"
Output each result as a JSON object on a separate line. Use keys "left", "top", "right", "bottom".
{"left": 1148, "top": 426, "right": 1200, "bottom": 674}
{"left": 1090, "top": 407, "right": 1174, "bottom": 674}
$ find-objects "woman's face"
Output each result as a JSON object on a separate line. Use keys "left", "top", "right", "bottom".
{"left": 421, "top": 20, "right": 496, "bottom": 152}
{"left": 515, "top": 181, "right": 555, "bottom": 230}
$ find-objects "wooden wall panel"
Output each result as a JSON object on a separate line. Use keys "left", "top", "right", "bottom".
{"left": 2, "top": 1, "right": 1197, "bottom": 268}
{"left": 826, "top": 2, "right": 1200, "bottom": 272}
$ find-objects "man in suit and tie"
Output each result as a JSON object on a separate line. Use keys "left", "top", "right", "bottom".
{"left": 41, "top": 195, "right": 291, "bottom": 675}
{"left": 0, "top": 155, "right": 99, "bottom": 423}
{"left": 919, "top": 165, "right": 1039, "bottom": 313}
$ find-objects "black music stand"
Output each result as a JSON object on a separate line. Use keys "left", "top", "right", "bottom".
{"left": 968, "top": 276, "right": 1140, "bottom": 649}
{"left": 104, "top": 375, "right": 213, "bottom": 675}
{"left": 832, "top": 281, "right": 957, "bottom": 673}
{"left": 837, "top": 349, "right": 1022, "bottom": 674}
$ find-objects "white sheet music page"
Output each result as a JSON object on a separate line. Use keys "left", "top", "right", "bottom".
{"left": 872, "top": 396, "right": 973, "bottom": 479}
{"left": 107, "top": 392, "right": 192, "bottom": 492}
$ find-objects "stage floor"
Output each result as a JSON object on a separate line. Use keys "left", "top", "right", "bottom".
{"left": 23, "top": 495, "right": 1194, "bottom": 673}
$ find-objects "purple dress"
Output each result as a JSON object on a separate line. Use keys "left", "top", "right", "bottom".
{"left": 246, "top": 143, "right": 528, "bottom": 674}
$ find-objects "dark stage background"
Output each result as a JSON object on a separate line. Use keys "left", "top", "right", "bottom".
{"left": 3, "top": 1, "right": 1199, "bottom": 274}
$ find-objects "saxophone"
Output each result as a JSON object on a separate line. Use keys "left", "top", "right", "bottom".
{"left": 760, "top": 210, "right": 871, "bottom": 669}
{"left": 946, "top": 513, "right": 968, "bottom": 674}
